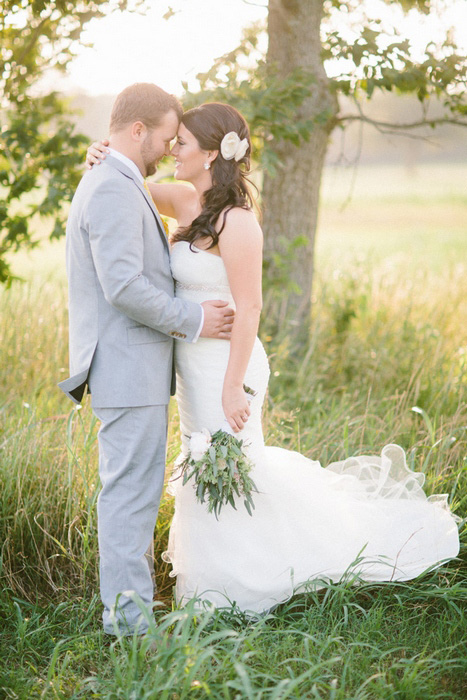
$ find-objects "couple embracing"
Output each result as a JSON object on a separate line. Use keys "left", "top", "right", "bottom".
{"left": 60, "top": 83, "right": 459, "bottom": 636}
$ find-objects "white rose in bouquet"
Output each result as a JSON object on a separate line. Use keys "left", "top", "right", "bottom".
{"left": 189, "top": 429, "right": 212, "bottom": 462}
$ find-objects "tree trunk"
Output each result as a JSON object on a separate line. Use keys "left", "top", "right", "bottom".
{"left": 263, "top": 0, "right": 338, "bottom": 329}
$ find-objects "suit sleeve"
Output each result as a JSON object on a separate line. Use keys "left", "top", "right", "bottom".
{"left": 86, "top": 176, "right": 202, "bottom": 341}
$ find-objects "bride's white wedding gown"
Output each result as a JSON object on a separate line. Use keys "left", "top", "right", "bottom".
{"left": 163, "top": 240, "right": 460, "bottom": 613}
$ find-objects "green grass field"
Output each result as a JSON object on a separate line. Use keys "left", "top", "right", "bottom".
{"left": 1, "top": 164, "right": 466, "bottom": 698}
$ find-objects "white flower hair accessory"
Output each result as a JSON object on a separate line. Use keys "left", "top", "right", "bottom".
{"left": 220, "top": 131, "right": 249, "bottom": 162}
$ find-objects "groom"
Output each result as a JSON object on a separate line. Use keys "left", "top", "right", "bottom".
{"left": 59, "top": 83, "right": 233, "bottom": 635}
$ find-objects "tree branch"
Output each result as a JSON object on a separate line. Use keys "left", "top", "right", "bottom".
{"left": 337, "top": 114, "right": 467, "bottom": 130}
{"left": 11, "top": 15, "right": 51, "bottom": 72}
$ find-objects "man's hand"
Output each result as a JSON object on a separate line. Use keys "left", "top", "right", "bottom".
{"left": 200, "top": 300, "right": 234, "bottom": 339}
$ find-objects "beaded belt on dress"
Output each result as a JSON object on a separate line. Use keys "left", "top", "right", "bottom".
{"left": 175, "top": 282, "right": 231, "bottom": 292}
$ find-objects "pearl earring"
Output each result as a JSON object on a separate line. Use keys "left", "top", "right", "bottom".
{"left": 204, "top": 162, "right": 211, "bottom": 170}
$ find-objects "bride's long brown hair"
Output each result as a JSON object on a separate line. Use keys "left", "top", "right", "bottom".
{"left": 171, "top": 103, "right": 256, "bottom": 250}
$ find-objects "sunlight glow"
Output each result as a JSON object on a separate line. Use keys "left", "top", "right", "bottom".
{"left": 62, "top": 0, "right": 466, "bottom": 97}
{"left": 65, "top": 0, "right": 267, "bottom": 96}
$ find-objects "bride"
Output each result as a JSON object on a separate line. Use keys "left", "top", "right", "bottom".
{"left": 87, "top": 102, "right": 460, "bottom": 614}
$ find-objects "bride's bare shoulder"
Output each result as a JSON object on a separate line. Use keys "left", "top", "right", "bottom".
{"left": 220, "top": 207, "right": 262, "bottom": 239}
{"left": 218, "top": 207, "right": 262, "bottom": 259}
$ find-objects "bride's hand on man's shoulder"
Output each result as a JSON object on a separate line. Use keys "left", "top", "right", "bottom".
{"left": 86, "top": 139, "right": 110, "bottom": 169}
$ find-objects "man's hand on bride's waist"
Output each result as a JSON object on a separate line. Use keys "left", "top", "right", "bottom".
{"left": 200, "top": 300, "right": 234, "bottom": 340}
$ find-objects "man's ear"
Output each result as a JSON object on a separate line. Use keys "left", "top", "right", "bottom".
{"left": 130, "top": 121, "right": 147, "bottom": 142}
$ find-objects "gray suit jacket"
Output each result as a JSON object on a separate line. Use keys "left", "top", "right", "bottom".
{"left": 58, "top": 155, "right": 202, "bottom": 407}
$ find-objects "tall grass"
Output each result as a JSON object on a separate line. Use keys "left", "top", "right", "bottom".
{"left": 1, "top": 164, "right": 466, "bottom": 698}
{"left": 265, "top": 263, "right": 467, "bottom": 469}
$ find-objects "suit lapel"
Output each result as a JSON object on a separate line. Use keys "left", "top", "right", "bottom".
{"left": 104, "top": 155, "right": 169, "bottom": 253}
{"left": 135, "top": 180, "right": 170, "bottom": 253}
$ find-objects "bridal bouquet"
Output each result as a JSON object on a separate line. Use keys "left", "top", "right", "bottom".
{"left": 179, "top": 386, "right": 258, "bottom": 519}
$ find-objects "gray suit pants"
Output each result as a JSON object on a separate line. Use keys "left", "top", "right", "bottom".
{"left": 93, "top": 404, "right": 168, "bottom": 635}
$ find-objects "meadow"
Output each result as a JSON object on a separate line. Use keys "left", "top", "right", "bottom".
{"left": 1, "top": 163, "right": 466, "bottom": 698}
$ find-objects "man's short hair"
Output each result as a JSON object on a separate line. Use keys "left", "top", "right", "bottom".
{"left": 109, "top": 83, "right": 182, "bottom": 133}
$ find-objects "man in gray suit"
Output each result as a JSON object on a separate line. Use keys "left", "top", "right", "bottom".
{"left": 59, "top": 83, "right": 233, "bottom": 635}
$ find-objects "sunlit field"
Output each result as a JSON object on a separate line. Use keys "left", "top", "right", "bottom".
{"left": 319, "top": 163, "right": 466, "bottom": 266}
{"left": 1, "top": 163, "right": 466, "bottom": 698}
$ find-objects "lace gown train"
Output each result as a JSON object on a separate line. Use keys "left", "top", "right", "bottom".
{"left": 163, "top": 241, "right": 460, "bottom": 614}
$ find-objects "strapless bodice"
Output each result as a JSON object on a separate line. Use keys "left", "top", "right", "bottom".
{"left": 170, "top": 241, "right": 234, "bottom": 306}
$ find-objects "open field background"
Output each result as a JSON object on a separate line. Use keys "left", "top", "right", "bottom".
{"left": 1, "top": 163, "right": 466, "bottom": 698}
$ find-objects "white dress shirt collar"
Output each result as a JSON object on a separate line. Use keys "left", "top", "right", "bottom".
{"left": 108, "top": 148, "right": 144, "bottom": 184}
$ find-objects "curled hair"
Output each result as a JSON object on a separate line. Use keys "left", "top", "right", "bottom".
{"left": 171, "top": 103, "right": 256, "bottom": 249}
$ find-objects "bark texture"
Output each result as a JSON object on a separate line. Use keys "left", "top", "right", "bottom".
{"left": 263, "top": 0, "right": 338, "bottom": 325}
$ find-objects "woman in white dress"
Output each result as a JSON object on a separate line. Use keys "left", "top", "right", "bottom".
{"left": 87, "top": 103, "right": 460, "bottom": 614}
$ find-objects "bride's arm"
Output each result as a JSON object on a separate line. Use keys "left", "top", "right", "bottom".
{"left": 85, "top": 139, "right": 195, "bottom": 219}
{"left": 146, "top": 181, "right": 196, "bottom": 220}
{"left": 218, "top": 208, "right": 263, "bottom": 433}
